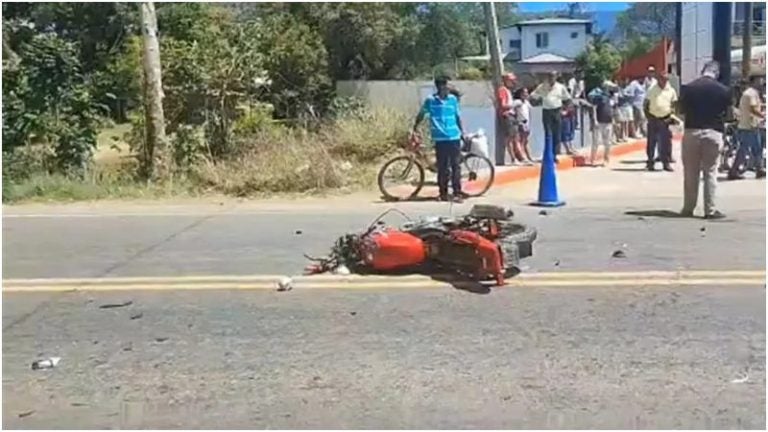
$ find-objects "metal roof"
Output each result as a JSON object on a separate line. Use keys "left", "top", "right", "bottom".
{"left": 519, "top": 53, "right": 574, "bottom": 64}
{"left": 503, "top": 18, "right": 592, "bottom": 28}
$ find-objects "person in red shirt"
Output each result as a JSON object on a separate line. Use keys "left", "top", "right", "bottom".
{"left": 497, "top": 72, "right": 524, "bottom": 164}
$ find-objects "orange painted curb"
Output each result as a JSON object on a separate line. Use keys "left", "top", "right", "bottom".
{"left": 465, "top": 133, "right": 683, "bottom": 192}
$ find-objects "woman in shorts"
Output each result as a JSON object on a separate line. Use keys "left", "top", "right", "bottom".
{"left": 513, "top": 87, "right": 535, "bottom": 164}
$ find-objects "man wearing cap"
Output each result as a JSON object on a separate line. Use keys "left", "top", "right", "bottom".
{"left": 531, "top": 71, "right": 572, "bottom": 157}
{"left": 412, "top": 75, "right": 468, "bottom": 202}
{"left": 497, "top": 72, "right": 523, "bottom": 163}
{"left": 644, "top": 71, "right": 678, "bottom": 171}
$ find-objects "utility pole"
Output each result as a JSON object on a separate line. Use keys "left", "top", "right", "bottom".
{"left": 742, "top": 2, "right": 753, "bottom": 81}
{"left": 482, "top": 2, "right": 506, "bottom": 166}
{"left": 140, "top": 2, "right": 169, "bottom": 181}
{"left": 712, "top": 2, "right": 732, "bottom": 87}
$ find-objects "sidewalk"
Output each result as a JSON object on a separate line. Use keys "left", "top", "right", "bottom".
{"left": 467, "top": 134, "right": 683, "bottom": 192}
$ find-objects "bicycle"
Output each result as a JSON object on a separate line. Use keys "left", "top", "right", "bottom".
{"left": 377, "top": 132, "right": 495, "bottom": 201}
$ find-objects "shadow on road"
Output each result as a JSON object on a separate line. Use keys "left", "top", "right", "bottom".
{"left": 372, "top": 195, "right": 440, "bottom": 204}
{"left": 612, "top": 167, "right": 650, "bottom": 172}
{"left": 620, "top": 159, "right": 648, "bottom": 165}
{"left": 429, "top": 274, "right": 491, "bottom": 295}
{"left": 625, "top": 209, "right": 684, "bottom": 218}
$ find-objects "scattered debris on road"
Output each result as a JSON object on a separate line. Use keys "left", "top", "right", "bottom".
{"left": 31, "top": 357, "right": 60, "bottom": 370}
{"left": 333, "top": 265, "right": 351, "bottom": 275}
{"left": 303, "top": 205, "right": 537, "bottom": 286}
{"left": 295, "top": 229, "right": 303, "bottom": 235}
{"left": 612, "top": 250, "right": 627, "bottom": 259}
{"left": 99, "top": 300, "right": 133, "bottom": 309}
{"left": 538, "top": 210, "right": 549, "bottom": 216}
{"left": 731, "top": 374, "right": 749, "bottom": 384}
{"left": 277, "top": 277, "right": 293, "bottom": 292}
{"left": 130, "top": 312, "right": 143, "bottom": 320}
{"left": 554, "top": 260, "right": 561, "bottom": 267}
{"left": 154, "top": 337, "right": 169, "bottom": 343}
{"left": 18, "top": 410, "right": 35, "bottom": 418}
{"left": 350, "top": 311, "right": 357, "bottom": 316}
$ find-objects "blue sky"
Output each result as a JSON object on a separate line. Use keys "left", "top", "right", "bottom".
{"left": 518, "top": 2, "right": 630, "bottom": 13}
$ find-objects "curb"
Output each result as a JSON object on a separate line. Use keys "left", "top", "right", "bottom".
{"left": 466, "top": 133, "right": 684, "bottom": 191}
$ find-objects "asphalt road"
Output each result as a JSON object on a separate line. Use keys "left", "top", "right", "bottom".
{"left": 3, "top": 149, "right": 766, "bottom": 429}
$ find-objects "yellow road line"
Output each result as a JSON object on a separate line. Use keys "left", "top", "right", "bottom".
{"left": 3, "top": 270, "right": 765, "bottom": 287}
{"left": 3, "top": 278, "right": 764, "bottom": 292}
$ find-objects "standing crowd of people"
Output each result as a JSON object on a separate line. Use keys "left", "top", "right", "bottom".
{"left": 409, "top": 64, "right": 764, "bottom": 213}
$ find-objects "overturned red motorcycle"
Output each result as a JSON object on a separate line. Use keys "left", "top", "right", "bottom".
{"left": 304, "top": 205, "right": 537, "bottom": 285}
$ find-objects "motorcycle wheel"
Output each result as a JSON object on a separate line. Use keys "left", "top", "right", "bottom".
{"left": 377, "top": 155, "right": 425, "bottom": 201}
{"left": 461, "top": 153, "right": 495, "bottom": 197}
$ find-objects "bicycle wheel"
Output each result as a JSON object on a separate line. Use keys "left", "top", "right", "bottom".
{"left": 377, "top": 155, "right": 425, "bottom": 201}
{"left": 460, "top": 153, "right": 495, "bottom": 197}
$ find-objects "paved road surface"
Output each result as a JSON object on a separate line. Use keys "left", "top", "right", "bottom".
{"left": 3, "top": 148, "right": 766, "bottom": 429}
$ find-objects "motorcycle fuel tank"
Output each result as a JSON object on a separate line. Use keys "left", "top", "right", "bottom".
{"left": 360, "top": 229, "right": 426, "bottom": 271}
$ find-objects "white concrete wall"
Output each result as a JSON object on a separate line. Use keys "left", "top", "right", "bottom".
{"left": 681, "top": 2, "right": 713, "bottom": 84}
{"left": 520, "top": 23, "right": 589, "bottom": 60}
{"left": 336, "top": 80, "right": 496, "bottom": 112}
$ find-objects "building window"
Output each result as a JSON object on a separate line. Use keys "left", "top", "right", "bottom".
{"left": 535, "top": 32, "right": 549, "bottom": 48}
{"left": 571, "top": 31, "right": 579, "bottom": 39}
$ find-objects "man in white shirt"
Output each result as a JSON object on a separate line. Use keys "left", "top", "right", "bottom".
{"left": 531, "top": 71, "right": 571, "bottom": 157}
{"left": 729, "top": 75, "right": 766, "bottom": 179}
{"left": 643, "top": 66, "right": 658, "bottom": 91}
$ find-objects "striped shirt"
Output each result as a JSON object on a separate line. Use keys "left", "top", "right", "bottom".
{"left": 420, "top": 94, "right": 462, "bottom": 143}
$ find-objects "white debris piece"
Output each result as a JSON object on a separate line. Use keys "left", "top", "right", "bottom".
{"left": 31, "top": 357, "right": 61, "bottom": 370}
{"left": 277, "top": 277, "right": 293, "bottom": 292}
{"left": 333, "top": 265, "right": 351, "bottom": 275}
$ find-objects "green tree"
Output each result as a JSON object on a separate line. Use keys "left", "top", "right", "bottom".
{"left": 2, "top": 3, "right": 139, "bottom": 120}
{"left": 257, "top": 14, "right": 332, "bottom": 120}
{"left": 2, "top": 29, "right": 102, "bottom": 173}
{"left": 575, "top": 35, "right": 622, "bottom": 92}
{"left": 616, "top": 3, "right": 676, "bottom": 40}
{"left": 621, "top": 35, "right": 655, "bottom": 61}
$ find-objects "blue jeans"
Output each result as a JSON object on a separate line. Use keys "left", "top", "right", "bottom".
{"left": 731, "top": 129, "right": 764, "bottom": 175}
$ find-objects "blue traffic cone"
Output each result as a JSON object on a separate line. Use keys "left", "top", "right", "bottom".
{"left": 531, "top": 132, "right": 565, "bottom": 207}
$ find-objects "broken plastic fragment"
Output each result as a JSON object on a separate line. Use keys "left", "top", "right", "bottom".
{"left": 277, "top": 277, "right": 293, "bottom": 292}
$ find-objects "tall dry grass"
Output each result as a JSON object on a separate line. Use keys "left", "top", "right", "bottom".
{"left": 193, "top": 109, "right": 410, "bottom": 196}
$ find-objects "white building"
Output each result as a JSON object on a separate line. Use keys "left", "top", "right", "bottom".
{"left": 498, "top": 18, "right": 593, "bottom": 63}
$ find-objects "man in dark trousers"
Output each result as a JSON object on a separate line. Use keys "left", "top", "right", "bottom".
{"left": 644, "top": 72, "right": 678, "bottom": 171}
{"left": 531, "top": 71, "right": 571, "bottom": 158}
{"left": 678, "top": 61, "right": 731, "bottom": 219}
{"left": 412, "top": 76, "right": 467, "bottom": 203}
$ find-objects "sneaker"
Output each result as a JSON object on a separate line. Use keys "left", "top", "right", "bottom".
{"left": 679, "top": 210, "right": 694, "bottom": 218}
{"left": 452, "top": 195, "right": 465, "bottom": 204}
{"left": 438, "top": 194, "right": 449, "bottom": 202}
{"left": 647, "top": 163, "right": 656, "bottom": 172}
{"left": 757, "top": 170, "right": 766, "bottom": 179}
{"left": 663, "top": 165, "right": 674, "bottom": 172}
{"left": 704, "top": 210, "right": 726, "bottom": 220}
{"left": 727, "top": 173, "right": 745, "bottom": 181}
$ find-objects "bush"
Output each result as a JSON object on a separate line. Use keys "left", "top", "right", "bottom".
{"left": 457, "top": 66, "right": 484, "bottom": 80}
{"left": 192, "top": 108, "right": 408, "bottom": 196}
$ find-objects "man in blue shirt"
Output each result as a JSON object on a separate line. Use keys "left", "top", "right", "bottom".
{"left": 412, "top": 76, "right": 467, "bottom": 202}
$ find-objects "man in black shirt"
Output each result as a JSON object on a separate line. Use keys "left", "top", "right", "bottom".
{"left": 678, "top": 61, "right": 731, "bottom": 219}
